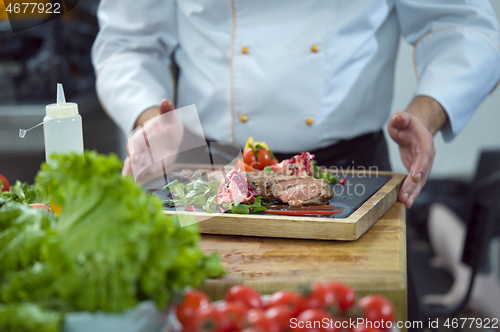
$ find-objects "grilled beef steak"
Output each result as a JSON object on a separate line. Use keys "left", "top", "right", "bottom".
{"left": 245, "top": 172, "right": 333, "bottom": 206}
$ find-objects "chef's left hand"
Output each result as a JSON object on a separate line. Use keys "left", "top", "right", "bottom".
{"left": 387, "top": 96, "right": 448, "bottom": 209}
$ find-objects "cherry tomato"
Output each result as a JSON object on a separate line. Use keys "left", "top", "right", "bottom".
{"left": 271, "top": 157, "right": 279, "bottom": 165}
{"left": 242, "top": 309, "right": 280, "bottom": 332}
{"left": 236, "top": 160, "right": 255, "bottom": 172}
{"left": 265, "top": 305, "right": 295, "bottom": 332}
{"left": 256, "top": 148, "right": 272, "bottom": 170}
{"left": 295, "top": 308, "right": 338, "bottom": 332}
{"left": 241, "top": 328, "right": 266, "bottom": 332}
{"left": 217, "top": 302, "right": 246, "bottom": 332}
{"left": 297, "top": 283, "right": 338, "bottom": 314}
{"left": 0, "top": 173, "right": 10, "bottom": 192}
{"left": 243, "top": 148, "right": 257, "bottom": 168}
{"left": 323, "top": 282, "right": 356, "bottom": 312}
{"left": 357, "top": 295, "right": 395, "bottom": 329}
{"left": 193, "top": 305, "right": 223, "bottom": 332}
{"left": 225, "top": 285, "right": 263, "bottom": 310}
{"left": 176, "top": 289, "right": 210, "bottom": 327}
{"left": 352, "top": 323, "right": 382, "bottom": 332}
{"left": 267, "top": 290, "right": 301, "bottom": 310}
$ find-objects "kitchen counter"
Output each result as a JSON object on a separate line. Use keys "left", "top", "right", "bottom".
{"left": 200, "top": 202, "right": 407, "bottom": 322}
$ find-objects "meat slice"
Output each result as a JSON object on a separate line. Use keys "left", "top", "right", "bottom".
{"left": 245, "top": 172, "right": 333, "bottom": 206}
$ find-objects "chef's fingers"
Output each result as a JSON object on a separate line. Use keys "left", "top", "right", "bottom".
{"left": 400, "top": 133, "right": 435, "bottom": 208}
{"left": 387, "top": 111, "right": 412, "bottom": 147}
{"left": 400, "top": 175, "right": 427, "bottom": 209}
{"left": 389, "top": 111, "right": 411, "bottom": 130}
{"left": 159, "top": 99, "right": 175, "bottom": 115}
{"left": 122, "top": 156, "right": 133, "bottom": 176}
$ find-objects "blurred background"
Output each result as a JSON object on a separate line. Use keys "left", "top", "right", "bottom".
{"left": 0, "top": 0, "right": 499, "bottom": 328}
{"left": 0, "top": 0, "right": 122, "bottom": 184}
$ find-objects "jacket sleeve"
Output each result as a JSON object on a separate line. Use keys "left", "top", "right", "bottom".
{"left": 395, "top": 0, "right": 500, "bottom": 141}
{"left": 91, "top": 0, "right": 178, "bottom": 135}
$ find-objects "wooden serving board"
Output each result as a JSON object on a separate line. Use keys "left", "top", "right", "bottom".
{"left": 161, "top": 165, "right": 405, "bottom": 241}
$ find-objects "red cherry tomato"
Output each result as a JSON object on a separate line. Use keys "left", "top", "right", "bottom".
{"left": 271, "top": 157, "right": 279, "bottom": 165}
{"left": 297, "top": 283, "right": 338, "bottom": 314}
{"left": 225, "top": 285, "right": 263, "bottom": 310}
{"left": 295, "top": 308, "right": 338, "bottom": 332}
{"left": 323, "top": 282, "right": 356, "bottom": 312}
{"left": 352, "top": 323, "right": 382, "bottom": 332}
{"left": 267, "top": 290, "right": 300, "bottom": 310}
{"left": 241, "top": 328, "right": 266, "bottom": 332}
{"left": 243, "top": 148, "right": 257, "bottom": 168}
{"left": 0, "top": 173, "right": 10, "bottom": 192}
{"left": 357, "top": 295, "right": 395, "bottom": 329}
{"left": 176, "top": 289, "right": 210, "bottom": 327}
{"left": 265, "top": 305, "right": 295, "bottom": 332}
{"left": 217, "top": 302, "right": 246, "bottom": 332}
{"left": 256, "top": 148, "right": 272, "bottom": 170}
{"left": 193, "top": 305, "right": 223, "bottom": 332}
{"left": 242, "top": 309, "right": 280, "bottom": 332}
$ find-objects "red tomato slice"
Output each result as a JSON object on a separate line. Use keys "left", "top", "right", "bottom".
{"left": 30, "top": 203, "right": 49, "bottom": 212}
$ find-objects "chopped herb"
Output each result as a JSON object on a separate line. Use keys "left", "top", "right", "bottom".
{"left": 224, "top": 196, "right": 266, "bottom": 214}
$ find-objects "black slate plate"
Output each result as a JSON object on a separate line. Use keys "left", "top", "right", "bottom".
{"left": 152, "top": 174, "right": 391, "bottom": 219}
{"left": 325, "top": 174, "right": 391, "bottom": 218}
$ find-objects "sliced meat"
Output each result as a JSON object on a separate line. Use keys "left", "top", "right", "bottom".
{"left": 278, "top": 178, "right": 332, "bottom": 204}
{"left": 287, "top": 180, "right": 334, "bottom": 207}
{"left": 245, "top": 172, "right": 333, "bottom": 206}
{"left": 246, "top": 172, "right": 311, "bottom": 201}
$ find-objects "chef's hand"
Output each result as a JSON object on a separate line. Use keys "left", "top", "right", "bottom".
{"left": 387, "top": 96, "right": 447, "bottom": 209}
{"left": 122, "top": 99, "right": 184, "bottom": 185}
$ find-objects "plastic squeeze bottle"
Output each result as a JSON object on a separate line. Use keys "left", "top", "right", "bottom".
{"left": 43, "top": 83, "right": 84, "bottom": 161}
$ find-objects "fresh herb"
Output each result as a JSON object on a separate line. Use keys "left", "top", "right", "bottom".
{"left": 165, "top": 179, "right": 220, "bottom": 212}
{"left": 0, "top": 181, "right": 45, "bottom": 207}
{"left": 263, "top": 166, "right": 275, "bottom": 173}
{"left": 314, "top": 165, "right": 338, "bottom": 184}
{"left": 224, "top": 196, "right": 267, "bottom": 214}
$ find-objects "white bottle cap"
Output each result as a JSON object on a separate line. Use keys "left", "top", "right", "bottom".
{"left": 46, "top": 83, "right": 79, "bottom": 118}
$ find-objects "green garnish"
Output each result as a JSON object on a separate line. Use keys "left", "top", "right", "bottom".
{"left": 166, "top": 179, "right": 220, "bottom": 212}
{"left": 224, "top": 196, "right": 266, "bottom": 214}
{"left": 0, "top": 180, "right": 45, "bottom": 207}
{"left": 263, "top": 166, "right": 275, "bottom": 173}
{"left": 314, "top": 165, "right": 337, "bottom": 184}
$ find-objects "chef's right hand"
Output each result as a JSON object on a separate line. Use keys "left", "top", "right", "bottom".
{"left": 122, "top": 99, "right": 184, "bottom": 185}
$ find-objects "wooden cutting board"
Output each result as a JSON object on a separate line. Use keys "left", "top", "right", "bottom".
{"left": 161, "top": 166, "right": 405, "bottom": 241}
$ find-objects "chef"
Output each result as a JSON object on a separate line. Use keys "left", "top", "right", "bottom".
{"left": 91, "top": 0, "right": 500, "bottom": 208}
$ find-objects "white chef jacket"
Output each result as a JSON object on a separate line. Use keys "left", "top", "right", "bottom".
{"left": 92, "top": 0, "right": 500, "bottom": 153}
